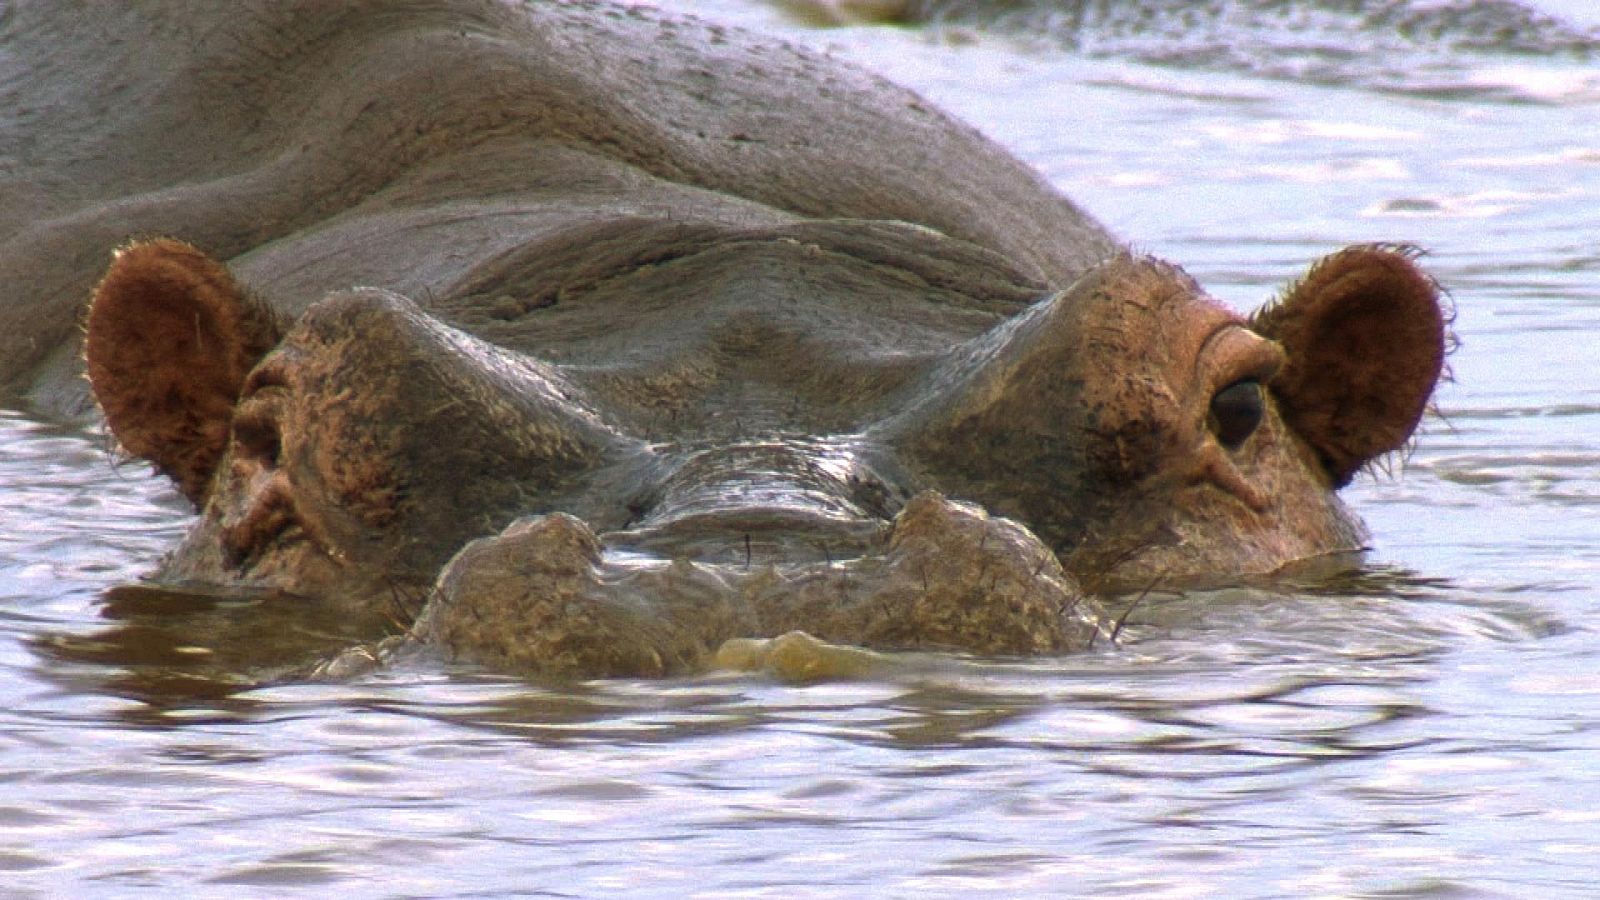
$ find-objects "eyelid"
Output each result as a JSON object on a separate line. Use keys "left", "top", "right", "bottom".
{"left": 1198, "top": 325, "right": 1285, "bottom": 394}
{"left": 234, "top": 403, "right": 283, "bottom": 472}
{"left": 239, "top": 345, "right": 299, "bottom": 400}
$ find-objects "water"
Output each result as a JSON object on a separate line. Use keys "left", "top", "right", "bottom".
{"left": 3, "top": 1, "right": 1598, "bottom": 895}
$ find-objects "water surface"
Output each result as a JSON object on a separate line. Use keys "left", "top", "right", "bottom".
{"left": 2, "top": 1, "right": 1597, "bottom": 895}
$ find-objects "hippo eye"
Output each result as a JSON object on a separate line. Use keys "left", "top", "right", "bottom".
{"left": 1210, "top": 379, "right": 1264, "bottom": 449}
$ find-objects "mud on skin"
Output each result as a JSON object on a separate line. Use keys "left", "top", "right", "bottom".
{"left": 1, "top": 1, "right": 1447, "bottom": 678}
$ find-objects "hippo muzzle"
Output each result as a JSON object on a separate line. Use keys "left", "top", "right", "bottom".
{"left": 418, "top": 489, "right": 1098, "bottom": 677}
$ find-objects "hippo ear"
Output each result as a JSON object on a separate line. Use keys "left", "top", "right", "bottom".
{"left": 1251, "top": 245, "right": 1447, "bottom": 488}
{"left": 85, "top": 239, "right": 283, "bottom": 506}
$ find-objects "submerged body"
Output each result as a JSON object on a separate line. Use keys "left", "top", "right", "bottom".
{"left": 2, "top": 1, "right": 1446, "bottom": 676}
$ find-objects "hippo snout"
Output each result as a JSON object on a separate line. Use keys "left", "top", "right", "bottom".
{"left": 414, "top": 491, "right": 1107, "bottom": 677}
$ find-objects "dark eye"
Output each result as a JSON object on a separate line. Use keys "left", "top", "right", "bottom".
{"left": 1210, "top": 379, "right": 1264, "bottom": 449}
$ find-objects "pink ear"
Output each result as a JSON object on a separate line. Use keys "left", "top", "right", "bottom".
{"left": 1251, "top": 245, "right": 1448, "bottom": 487}
{"left": 85, "top": 239, "right": 283, "bottom": 506}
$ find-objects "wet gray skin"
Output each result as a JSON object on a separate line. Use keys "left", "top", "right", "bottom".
{"left": 1, "top": 2, "right": 1447, "bottom": 678}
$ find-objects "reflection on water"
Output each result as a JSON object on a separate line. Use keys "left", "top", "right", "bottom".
{"left": 4, "top": 1, "right": 1600, "bottom": 895}
{"left": 35, "top": 583, "right": 404, "bottom": 717}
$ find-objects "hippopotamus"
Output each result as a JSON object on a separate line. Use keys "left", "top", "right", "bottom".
{"left": 1, "top": 1, "right": 1447, "bottom": 677}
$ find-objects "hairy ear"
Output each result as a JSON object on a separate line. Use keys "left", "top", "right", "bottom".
{"left": 1251, "top": 245, "right": 1447, "bottom": 488}
{"left": 85, "top": 239, "right": 283, "bottom": 506}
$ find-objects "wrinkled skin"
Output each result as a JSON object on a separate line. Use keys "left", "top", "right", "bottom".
{"left": 2, "top": 1, "right": 1447, "bottom": 678}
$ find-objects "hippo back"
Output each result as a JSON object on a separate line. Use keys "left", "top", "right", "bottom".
{"left": 0, "top": 0, "right": 1116, "bottom": 414}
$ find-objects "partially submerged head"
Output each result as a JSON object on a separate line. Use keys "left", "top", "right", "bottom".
{"left": 84, "top": 238, "right": 1446, "bottom": 674}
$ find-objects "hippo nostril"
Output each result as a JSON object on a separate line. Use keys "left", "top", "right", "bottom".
{"left": 610, "top": 438, "right": 894, "bottom": 563}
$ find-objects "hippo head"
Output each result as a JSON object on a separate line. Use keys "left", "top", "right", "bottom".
{"left": 85, "top": 237, "right": 1445, "bottom": 676}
